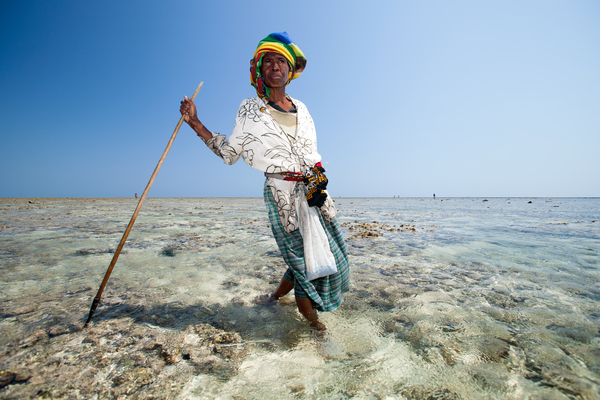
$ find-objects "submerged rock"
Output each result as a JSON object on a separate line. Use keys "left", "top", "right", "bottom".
{"left": 161, "top": 247, "right": 177, "bottom": 257}
{"left": 0, "top": 370, "right": 31, "bottom": 389}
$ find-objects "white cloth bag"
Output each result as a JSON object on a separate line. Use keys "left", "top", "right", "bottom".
{"left": 296, "top": 194, "right": 337, "bottom": 281}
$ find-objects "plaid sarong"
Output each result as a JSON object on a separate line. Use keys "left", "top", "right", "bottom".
{"left": 264, "top": 181, "right": 350, "bottom": 312}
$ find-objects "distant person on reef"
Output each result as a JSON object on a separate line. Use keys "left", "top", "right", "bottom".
{"left": 135, "top": 193, "right": 138, "bottom": 199}
{"left": 179, "top": 32, "right": 349, "bottom": 330}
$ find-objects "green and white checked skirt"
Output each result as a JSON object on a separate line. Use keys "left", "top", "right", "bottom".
{"left": 264, "top": 181, "right": 350, "bottom": 312}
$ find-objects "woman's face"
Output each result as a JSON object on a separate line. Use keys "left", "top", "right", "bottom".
{"left": 260, "top": 52, "right": 290, "bottom": 89}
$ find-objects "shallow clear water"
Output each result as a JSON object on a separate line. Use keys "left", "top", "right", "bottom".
{"left": 1, "top": 197, "right": 599, "bottom": 399}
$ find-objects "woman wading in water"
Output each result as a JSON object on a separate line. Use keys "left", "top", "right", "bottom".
{"left": 180, "top": 32, "right": 349, "bottom": 330}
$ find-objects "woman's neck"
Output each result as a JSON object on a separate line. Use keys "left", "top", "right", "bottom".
{"left": 266, "top": 87, "right": 292, "bottom": 111}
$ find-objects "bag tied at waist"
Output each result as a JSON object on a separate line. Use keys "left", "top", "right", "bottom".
{"left": 295, "top": 192, "right": 337, "bottom": 281}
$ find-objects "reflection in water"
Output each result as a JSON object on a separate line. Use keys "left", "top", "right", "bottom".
{"left": 0, "top": 197, "right": 599, "bottom": 398}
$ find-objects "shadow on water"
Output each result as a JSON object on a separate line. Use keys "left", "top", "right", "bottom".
{"left": 86, "top": 292, "right": 309, "bottom": 352}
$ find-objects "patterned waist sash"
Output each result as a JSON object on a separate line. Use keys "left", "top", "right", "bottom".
{"left": 264, "top": 172, "right": 304, "bottom": 182}
{"left": 264, "top": 162, "right": 324, "bottom": 182}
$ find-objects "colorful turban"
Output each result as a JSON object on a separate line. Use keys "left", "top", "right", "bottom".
{"left": 250, "top": 32, "right": 307, "bottom": 99}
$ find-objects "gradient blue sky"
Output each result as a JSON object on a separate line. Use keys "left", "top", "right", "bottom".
{"left": 1, "top": 1, "right": 599, "bottom": 198}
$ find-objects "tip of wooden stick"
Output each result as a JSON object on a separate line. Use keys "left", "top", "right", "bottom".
{"left": 191, "top": 82, "right": 204, "bottom": 101}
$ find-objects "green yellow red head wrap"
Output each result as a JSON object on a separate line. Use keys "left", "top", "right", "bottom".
{"left": 250, "top": 32, "right": 307, "bottom": 99}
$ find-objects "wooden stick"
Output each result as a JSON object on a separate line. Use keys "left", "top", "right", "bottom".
{"left": 84, "top": 82, "right": 203, "bottom": 326}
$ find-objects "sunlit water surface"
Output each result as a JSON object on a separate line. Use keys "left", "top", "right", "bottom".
{"left": 1, "top": 197, "right": 599, "bottom": 399}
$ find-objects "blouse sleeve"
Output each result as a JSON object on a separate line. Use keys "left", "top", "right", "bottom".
{"left": 200, "top": 99, "right": 253, "bottom": 166}
{"left": 203, "top": 132, "right": 241, "bottom": 165}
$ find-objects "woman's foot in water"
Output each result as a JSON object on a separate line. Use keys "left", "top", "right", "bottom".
{"left": 255, "top": 276, "right": 294, "bottom": 304}
{"left": 254, "top": 292, "right": 280, "bottom": 304}
{"left": 309, "top": 319, "right": 327, "bottom": 331}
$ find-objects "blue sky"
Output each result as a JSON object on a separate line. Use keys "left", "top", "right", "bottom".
{"left": 1, "top": 1, "right": 599, "bottom": 198}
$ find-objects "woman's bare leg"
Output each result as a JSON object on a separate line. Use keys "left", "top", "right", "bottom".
{"left": 296, "top": 298, "right": 326, "bottom": 330}
{"left": 273, "top": 277, "right": 294, "bottom": 299}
